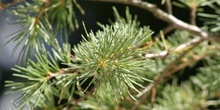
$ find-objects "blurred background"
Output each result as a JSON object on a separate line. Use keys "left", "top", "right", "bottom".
{"left": 0, "top": 0, "right": 196, "bottom": 109}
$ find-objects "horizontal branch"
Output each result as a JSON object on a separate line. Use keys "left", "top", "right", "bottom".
{"left": 145, "top": 35, "right": 220, "bottom": 58}
{"left": 145, "top": 36, "right": 206, "bottom": 58}
{"left": 91, "top": 0, "right": 209, "bottom": 38}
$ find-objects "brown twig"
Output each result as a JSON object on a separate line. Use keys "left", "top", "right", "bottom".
{"left": 34, "top": 0, "right": 51, "bottom": 25}
{"left": 145, "top": 36, "right": 206, "bottom": 58}
{"left": 144, "top": 36, "right": 220, "bottom": 59}
{"left": 0, "top": 0, "right": 24, "bottom": 11}
{"left": 46, "top": 68, "right": 79, "bottom": 80}
{"left": 190, "top": 6, "right": 197, "bottom": 25}
{"left": 165, "top": 0, "right": 172, "bottom": 14}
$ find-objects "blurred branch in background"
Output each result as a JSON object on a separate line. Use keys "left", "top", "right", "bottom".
{"left": 0, "top": 0, "right": 23, "bottom": 11}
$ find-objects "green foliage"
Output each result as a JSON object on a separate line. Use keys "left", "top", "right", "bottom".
{"left": 2, "top": 0, "right": 220, "bottom": 110}
{"left": 5, "top": 0, "right": 84, "bottom": 63}
{"left": 46, "top": 0, "right": 84, "bottom": 39}
{"left": 153, "top": 83, "right": 202, "bottom": 110}
{"left": 5, "top": 7, "right": 155, "bottom": 109}
{"left": 5, "top": 1, "right": 50, "bottom": 62}
{"left": 198, "top": 2, "right": 220, "bottom": 32}
{"left": 73, "top": 7, "right": 154, "bottom": 100}
{"left": 77, "top": 84, "right": 123, "bottom": 110}
{"left": 173, "top": 0, "right": 220, "bottom": 32}
{"left": 5, "top": 44, "right": 80, "bottom": 109}
{"left": 5, "top": 48, "right": 58, "bottom": 109}
{"left": 151, "top": 53, "right": 220, "bottom": 110}
{"left": 191, "top": 56, "right": 220, "bottom": 100}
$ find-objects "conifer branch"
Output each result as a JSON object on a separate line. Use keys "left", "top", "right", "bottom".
{"left": 145, "top": 35, "right": 220, "bottom": 58}
{"left": 34, "top": 0, "right": 51, "bottom": 26}
{"left": 92, "top": 0, "right": 209, "bottom": 37}
{"left": 3, "top": 0, "right": 220, "bottom": 109}
{"left": 144, "top": 36, "right": 206, "bottom": 58}
{"left": 91, "top": 0, "right": 220, "bottom": 59}
{"left": 134, "top": 48, "right": 218, "bottom": 110}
